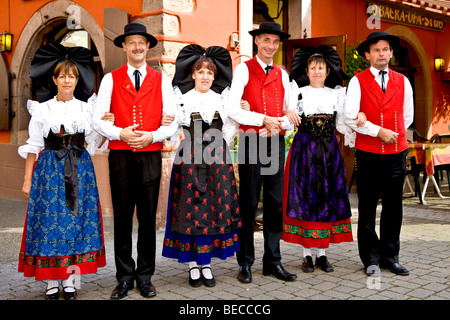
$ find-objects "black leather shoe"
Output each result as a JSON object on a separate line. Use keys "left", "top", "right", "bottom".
{"left": 137, "top": 280, "right": 157, "bottom": 298}
{"left": 62, "top": 286, "right": 77, "bottom": 300}
{"left": 263, "top": 264, "right": 297, "bottom": 281}
{"left": 189, "top": 267, "right": 202, "bottom": 287}
{"left": 315, "top": 256, "right": 334, "bottom": 272}
{"left": 110, "top": 281, "right": 133, "bottom": 299}
{"left": 45, "top": 287, "right": 60, "bottom": 300}
{"left": 201, "top": 267, "right": 216, "bottom": 287}
{"left": 380, "top": 262, "right": 409, "bottom": 276}
{"left": 237, "top": 265, "right": 252, "bottom": 283}
{"left": 302, "top": 256, "right": 314, "bottom": 273}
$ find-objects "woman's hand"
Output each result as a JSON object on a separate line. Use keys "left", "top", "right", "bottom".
{"left": 284, "top": 109, "right": 301, "bottom": 126}
{"left": 240, "top": 100, "right": 250, "bottom": 111}
{"left": 354, "top": 112, "right": 367, "bottom": 128}
{"left": 161, "top": 114, "right": 175, "bottom": 126}
{"left": 101, "top": 112, "right": 115, "bottom": 123}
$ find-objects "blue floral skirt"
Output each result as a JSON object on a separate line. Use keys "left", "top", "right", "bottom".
{"left": 18, "top": 149, "right": 106, "bottom": 280}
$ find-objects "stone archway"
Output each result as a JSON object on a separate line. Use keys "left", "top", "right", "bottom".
{"left": 9, "top": 1, "right": 104, "bottom": 145}
{"left": 385, "top": 25, "right": 433, "bottom": 138}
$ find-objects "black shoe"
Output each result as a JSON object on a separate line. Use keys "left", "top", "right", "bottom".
{"left": 110, "top": 281, "right": 133, "bottom": 299}
{"left": 263, "top": 264, "right": 297, "bottom": 281}
{"left": 201, "top": 266, "right": 216, "bottom": 287}
{"left": 189, "top": 267, "right": 202, "bottom": 287}
{"left": 302, "top": 256, "right": 314, "bottom": 273}
{"left": 237, "top": 265, "right": 252, "bottom": 283}
{"left": 137, "top": 280, "right": 157, "bottom": 298}
{"left": 380, "top": 262, "right": 409, "bottom": 276}
{"left": 45, "top": 286, "right": 60, "bottom": 300}
{"left": 62, "top": 286, "right": 77, "bottom": 300}
{"left": 315, "top": 256, "right": 334, "bottom": 272}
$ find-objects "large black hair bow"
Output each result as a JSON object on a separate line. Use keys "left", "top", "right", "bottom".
{"left": 172, "top": 44, "right": 232, "bottom": 94}
{"left": 290, "top": 45, "right": 348, "bottom": 88}
{"left": 30, "top": 43, "right": 95, "bottom": 102}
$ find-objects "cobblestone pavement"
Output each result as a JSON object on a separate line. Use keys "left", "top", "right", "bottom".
{"left": 0, "top": 184, "right": 449, "bottom": 304}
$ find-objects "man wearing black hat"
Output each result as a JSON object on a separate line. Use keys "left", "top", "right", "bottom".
{"left": 93, "top": 23, "right": 177, "bottom": 298}
{"left": 344, "top": 31, "right": 414, "bottom": 276}
{"left": 229, "top": 22, "right": 299, "bottom": 283}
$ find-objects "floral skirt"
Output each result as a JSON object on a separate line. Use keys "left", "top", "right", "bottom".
{"left": 18, "top": 149, "right": 106, "bottom": 281}
{"left": 281, "top": 132, "right": 353, "bottom": 248}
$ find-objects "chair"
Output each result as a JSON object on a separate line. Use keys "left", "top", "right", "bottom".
{"left": 404, "top": 127, "right": 428, "bottom": 202}
{"left": 429, "top": 134, "right": 450, "bottom": 190}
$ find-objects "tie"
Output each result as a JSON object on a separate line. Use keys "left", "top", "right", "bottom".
{"left": 379, "top": 70, "right": 387, "bottom": 93}
{"left": 265, "top": 65, "right": 274, "bottom": 75}
{"left": 134, "top": 69, "right": 141, "bottom": 92}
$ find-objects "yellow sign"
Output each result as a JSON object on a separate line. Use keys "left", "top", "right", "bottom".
{"left": 367, "top": 2, "right": 445, "bottom": 32}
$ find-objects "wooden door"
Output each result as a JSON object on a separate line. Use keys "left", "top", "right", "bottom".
{"left": 0, "top": 55, "right": 10, "bottom": 130}
{"left": 103, "top": 8, "right": 129, "bottom": 74}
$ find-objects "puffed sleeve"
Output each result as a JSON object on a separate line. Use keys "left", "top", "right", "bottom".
{"left": 18, "top": 100, "right": 45, "bottom": 159}
{"left": 334, "top": 86, "right": 356, "bottom": 148}
{"left": 83, "top": 94, "right": 109, "bottom": 155}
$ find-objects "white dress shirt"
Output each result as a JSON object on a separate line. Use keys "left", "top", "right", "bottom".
{"left": 92, "top": 63, "right": 178, "bottom": 143}
{"left": 344, "top": 66, "right": 414, "bottom": 137}
{"left": 229, "top": 55, "right": 297, "bottom": 131}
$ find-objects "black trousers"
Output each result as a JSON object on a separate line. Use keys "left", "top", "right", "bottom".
{"left": 355, "top": 149, "right": 408, "bottom": 267}
{"left": 237, "top": 133, "right": 285, "bottom": 267}
{"left": 108, "top": 149, "right": 161, "bottom": 284}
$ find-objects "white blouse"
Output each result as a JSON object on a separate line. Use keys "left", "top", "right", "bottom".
{"left": 174, "top": 87, "right": 266, "bottom": 144}
{"left": 292, "top": 83, "right": 356, "bottom": 148}
{"left": 18, "top": 95, "right": 107, "bottom": 159}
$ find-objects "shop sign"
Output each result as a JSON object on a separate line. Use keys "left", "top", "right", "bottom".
{"left": 367, "top": 2, "right": 445, "bottom": 31}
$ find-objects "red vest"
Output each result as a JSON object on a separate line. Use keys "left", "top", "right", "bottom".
{"left": 239, "top": 57, "right": 286, "bottom": 135}
{"left": 355, "top": 68, "right": 408, "bottom": 154}
{"left": 108, "top": 64, "right": 163, "bottom": 152}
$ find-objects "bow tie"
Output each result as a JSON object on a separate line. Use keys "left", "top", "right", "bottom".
{"left": 265, "top": 65, "right": 274, "bottom": 75}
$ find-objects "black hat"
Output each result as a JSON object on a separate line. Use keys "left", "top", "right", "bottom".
{"left": 290, "top": 45, "right": 348, "bottom": 88}
{"left": 357, "top": 31, "right": 399, "bottom": 56}
{"left": 30, "top": 43, "right": 95, "bottom": 102}
{"left": 248, "top": 22, "right": 291, "bottom": 40}
{"left": 172, "top": 44, "right": 232, "bottom": 94}
{"left": 113, "top": 23, "right": 158, "bottom": 48}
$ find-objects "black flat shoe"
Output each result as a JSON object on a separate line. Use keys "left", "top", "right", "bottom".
{"left": 302, "top": 256, "right": 314, "bottom": 273}
{"left": 45, "top": 287, "right": 60, "bottom": 300}
{"left": 263, "top": 264, "right": 297, "bottom": 281}
{"left": 201, "top": 266, "right": 216, "bottom": 287}
{"left": 110, "top": 281, "right": 133, "bottom": 299}
{"left": 63, "top": 286, "right": 77, "bottom": 300}
{"left": 237, "top": 265, "right": 252, "bottom": 283}
{"left": 315, "top": 256, "right": 334, "bottom": 272}
{"left": 137, "top": 280, "right": 156, "bottom": 298}
{"left": 189, "top": 267, "right": 202, "bottom": 287}
{"left": 380, "top": 262, "right": 409, "bottom": 276}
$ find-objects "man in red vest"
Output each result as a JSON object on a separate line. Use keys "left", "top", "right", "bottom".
{"left": 93, "top": 23, "right": 177, "bottom": 298}
{"left": 344, "top": 31, "right": 413, "bottom": 277}
{"left": 230, "top": 22, "right": 300, "bottom": 283}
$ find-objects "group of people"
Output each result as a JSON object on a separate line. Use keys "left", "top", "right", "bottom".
{"left": 17, "top": 21, "right": 413, "bottom": 300}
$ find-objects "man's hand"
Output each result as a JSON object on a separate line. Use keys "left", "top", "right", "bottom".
{"left": 128, "top": 131, "right": 154, "bottom": 149}
{"left": 101, "top": 112, "right": 115, "bottom": 123}
{"left": 161, "top": 114, "right": 175, "bottom": 126}
{"left": 119, "top": 124, "right": 140, "bottom": 143}
{"left": 377, "top": 127, "right": 399, "bottom": 144}
{"left": 263, "top": 115, "right": 283, "bottom": 131}
{"left": 283, "top": 109, "right": 301, "bottom": 126}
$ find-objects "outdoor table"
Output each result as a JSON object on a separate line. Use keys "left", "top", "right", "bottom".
{"left": 408, "top": 142, "right": 450, "bottom": 204}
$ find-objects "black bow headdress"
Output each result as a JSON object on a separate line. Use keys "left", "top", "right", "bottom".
{"left": 30, "top": 43, "right": 95, "bottom": 102}
{"left": 172, "top": 44, "right": 232, "bottom": 94}
{"left": 290, "top": 45, "right": 348, "bottom": 88}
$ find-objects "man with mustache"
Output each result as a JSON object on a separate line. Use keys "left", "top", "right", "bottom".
{"left": 344, "top": 31, "right": 414, "bottom": 277}
{"left": 93, "top": 23, "right": 177, "bottom": 298}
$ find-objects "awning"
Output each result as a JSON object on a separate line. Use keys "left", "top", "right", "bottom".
{"left": 393, "top": 0, "right": 450, "bottom": 16}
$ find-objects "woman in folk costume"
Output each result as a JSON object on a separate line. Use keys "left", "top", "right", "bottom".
{"left": 162, "top": 44, "right": 267, "bottom": 287}
{"left": 282, "top": 46, "right": 366, "bottom": 273}
{"left": 18, "top": 43, "right": 113, "bottom": 300}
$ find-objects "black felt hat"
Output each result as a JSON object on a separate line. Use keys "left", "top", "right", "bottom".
{"left": 357, "top": 31, "right": 399, "bottom": 56}
{"left": 248, "top": 22, "right": 290, "bottom": 40}
{"left": 113, "top": 23, "right": 158, "bottom": 48}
